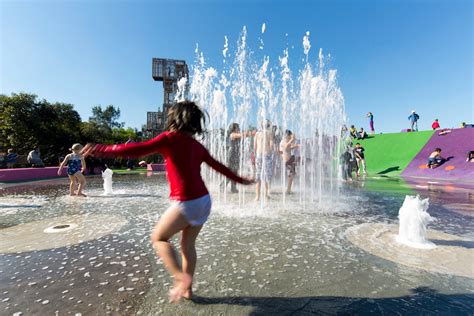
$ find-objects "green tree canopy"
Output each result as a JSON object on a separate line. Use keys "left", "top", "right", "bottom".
{"left": 0, "top": 93, "right": 82, "bottom": 165}
{"left": 90, "top": 105, "right": 124, "bottom": 130}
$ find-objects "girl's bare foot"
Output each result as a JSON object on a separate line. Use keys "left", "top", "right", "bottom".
{"left": 77, "top": 193, "right": 87, "bottom": 197}
{"left": 169, "top": 273, "right": 192, "bottom": 303}
{"left": 182, "top": 288, "right": 193, "bottom": 300}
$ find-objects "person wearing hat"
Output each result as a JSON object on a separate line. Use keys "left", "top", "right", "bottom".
{"left": 408, "top": 110, "right": 420, "bottom": 132}
{"left": 58, "top": 143, "right": 87, "bottom": 197}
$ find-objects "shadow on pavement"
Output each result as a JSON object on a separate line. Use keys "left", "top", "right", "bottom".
{"left": 192, "top": 287, "right": 474, "bottom": 315}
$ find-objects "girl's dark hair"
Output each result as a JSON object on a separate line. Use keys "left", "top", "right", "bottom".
{"left": 226, "top": 123, "right": 239, "bottom": 140}
{"left": 166, "top": 101, "right": 207, "bottom": 135}
{"left": 228, "top": 123, "right": 240, "bottom": 134}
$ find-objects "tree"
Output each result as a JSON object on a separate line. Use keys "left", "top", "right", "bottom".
{"left": 90, "top": 105, "right": 124, "bottom": 130}
{"left": 0, "top": 93, "right": 82, "bottom": 165}
{"left": 82, "top": 105, "right": 124, "bottom": 144}
{"left": 111, "top": 127, "right": 140, "bottom": 144}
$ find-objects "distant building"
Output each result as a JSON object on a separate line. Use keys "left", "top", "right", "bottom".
{"left": 146, "top": 58, "right": 189, "bottom": 137}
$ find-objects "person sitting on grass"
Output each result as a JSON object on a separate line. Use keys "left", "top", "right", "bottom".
{"left": 349, "top": 125, "right": 359, "bottom": 139}
{"left": 426, "top": 148, "right": 445, "bottom": 169}
{"left": 358, "top": 128, "right": 368, "bottom": 139}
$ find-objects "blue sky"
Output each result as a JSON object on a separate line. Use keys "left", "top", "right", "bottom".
{"left": 1, "top": 0, "right": 472, "bottom": 133}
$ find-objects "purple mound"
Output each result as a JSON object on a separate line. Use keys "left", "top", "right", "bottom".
{"left": 401, "top": 128, "right": 474, "bottom": 182}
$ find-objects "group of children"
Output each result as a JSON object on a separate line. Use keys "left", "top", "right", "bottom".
{"left": 426, "top": 148, "right": 474, "bottom": 168}
{"left": 349, "top": 125, "right": 369, "bottom": 140}
{"left": 59, "top": 101, "right": 340, "bottom": 303}
{"left": 224, "top": 120, "right": 300, "bottom": 200}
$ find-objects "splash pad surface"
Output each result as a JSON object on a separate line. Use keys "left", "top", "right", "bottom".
{"left": 346, "top": 223, "right": 473, "bottom": 278}
{"left": 0, "top": 174, "right": 473, "bottom": 315}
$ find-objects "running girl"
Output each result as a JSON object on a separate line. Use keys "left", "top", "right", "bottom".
{"left": 82, "top": 101, "right": 252, "bottom": 302}
{"left": 58, "top": 143, "right": 87, "bottom": 197}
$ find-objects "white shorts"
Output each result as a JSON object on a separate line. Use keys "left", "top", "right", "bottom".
{"left": 172, "top": 194, "right": 212, "bottom": 226}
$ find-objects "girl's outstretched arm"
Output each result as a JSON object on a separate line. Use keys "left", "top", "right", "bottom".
{"left": 83, "top": 133, "right": 169, "bottom": 158}
{"left": 80, "top": 156, "right": 87, "bottom": 173}
{"left": 203, "top": 150, "right": 253, "bottom": 185}
{"left": 58, "top": 154, "right": 70, "bottom": 175}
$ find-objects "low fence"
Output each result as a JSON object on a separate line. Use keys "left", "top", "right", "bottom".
{"left": 146, "top": 164, "right": 166, "bottom": 172}
{"left": 0, "top": 164, "right": 166, "bottom": 183}
{"left": 1, "top": 166, "right": 101, "bottom": 183}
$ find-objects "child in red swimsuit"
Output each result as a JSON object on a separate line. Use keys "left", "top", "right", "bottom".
{"left": 82, "top": 101, "right": 252, "bottom": 303}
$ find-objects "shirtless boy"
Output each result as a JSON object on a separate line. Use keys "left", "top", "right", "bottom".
{"left": 279, "top": 130, "right": 299, "bottom": 194}
{"left": 254, "top": 120, "right": 274, "bottom": 201}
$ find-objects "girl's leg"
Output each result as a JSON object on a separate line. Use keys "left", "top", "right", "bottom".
{"left": 151, "top": 206, "right": 192, "bottom": 302}
{"left": 286, "top": 175, "right": 294, "bottom": 193}
{"left": 180, "top": 224, "right": 203, "bottom": 298}
{"left": 75, "top": 172, "right": 87, "bottom": 196}
{"left": 264, "top": 181, "right": 270, "bottom": 198}
{"left": 68, "top": 175, "right": 76, "bottom": 196}
{"left": 255, "top": 181, "right": 261, "bottom": 201}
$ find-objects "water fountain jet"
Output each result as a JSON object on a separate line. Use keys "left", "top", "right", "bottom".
{"left": 102, "top": 167, "right": 114, "bottom": 195}
{"left": 396, "top": 195, "right": 436, "bottom": 249}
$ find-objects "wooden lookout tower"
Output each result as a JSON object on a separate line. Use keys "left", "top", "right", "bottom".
{"left": 147, "top": 58, "right": 189, "bottom": 135}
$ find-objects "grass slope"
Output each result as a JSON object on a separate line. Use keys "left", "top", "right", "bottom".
{"left": 357, "top": 130, "right": 434, "bottom": 176}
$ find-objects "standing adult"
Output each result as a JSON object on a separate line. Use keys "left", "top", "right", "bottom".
{"left": 408, "top": 110, "right": 420, "bottom": 132}
{"left": 367, "top": 112, "right": 375, "bottom": 134}
{"left": 340, "top": 146, "right": 354, "bottom": 181}
{"left": 125, "top": 137, "right": 134, "bottom": 170}
{"left": 226, "top": 123, "right": 244, "bottom": 193}
{"left": 254, "top": 120, "right": 274, "bottom": 201}
{"left": 431, "top": 119, "right": 440, "bottom": 130}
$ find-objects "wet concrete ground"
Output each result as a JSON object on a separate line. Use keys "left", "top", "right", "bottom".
{"left": 0, "top": 174, "right": 473, "bottom": 315}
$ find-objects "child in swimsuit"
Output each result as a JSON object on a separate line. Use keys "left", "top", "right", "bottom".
{"left": 82, "top": 101, "right": 252, "bottom": 303}
{"left": 58, "top": 143, "right": 87, "bottom": 197}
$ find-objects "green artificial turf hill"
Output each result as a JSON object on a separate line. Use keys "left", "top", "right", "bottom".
{"left": 357, "top": 130, "right": 434, "bottom": 176}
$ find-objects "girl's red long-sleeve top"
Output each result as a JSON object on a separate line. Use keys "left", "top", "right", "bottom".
{"left": 93, "top": 131, "right": 245, "bottom": 201}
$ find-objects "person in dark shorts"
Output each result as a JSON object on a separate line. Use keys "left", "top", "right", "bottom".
{"left": 466, "top": 151, "right": 474, "bottom": 162}
{"left": 279, "top": 130, "right": 299, "bottom": 193}
{"left": 354, "top": 143, "right": 367, "bottom": 176}
{"left": 427, "top": 148, "right": 444, "bottom": 168}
